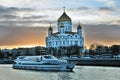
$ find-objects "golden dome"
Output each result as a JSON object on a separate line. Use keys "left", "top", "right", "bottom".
{"left": 58, "top": 12, "right": 71, "bottom": 22}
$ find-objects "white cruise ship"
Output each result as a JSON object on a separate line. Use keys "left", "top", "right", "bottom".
{"left": 12, "top": 55, "right": 76, "bottom": 71}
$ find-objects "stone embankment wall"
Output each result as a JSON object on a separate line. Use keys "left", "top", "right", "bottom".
{"left": 68, "top": 58, "right": 120, "bottom": 66}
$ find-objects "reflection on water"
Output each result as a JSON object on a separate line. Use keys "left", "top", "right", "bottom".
{"left": 57, "top": 72, "right": 72, "bottom": 80}
{"left": 0, "top": 65, "right": 120, "bottom": 80}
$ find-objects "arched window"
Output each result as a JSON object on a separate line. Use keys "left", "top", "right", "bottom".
{"left": 53, "top": 41, "right": 54, "bottom": 46}
{"left": 67, "top": 41, "right": 69, "bottom": 45}
{"left": 75, "top": 35, "right": 77, "bottom": 37}
{"left": 63, "top": 41, "right": 65, "bottom": 45}
{"left": 80, "top": 41, "right": 81, "bottom": 45}
{"left": 71, "top": 41, "right": 72, "bottom": 45}
{"left": 56, "top": 41, "right": 57, "bottom": 46}
{"left": 49, "top": 42, "right": 51, "bottom": 47}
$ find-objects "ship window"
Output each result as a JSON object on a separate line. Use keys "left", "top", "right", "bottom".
{"left": 44, "top": 56, "right": 52, "bottom": 59}
{"left": 18, "top": 56, "right": 25, "bottom": 59}
{"left": 28, "top": 57, "right": 40, "bottom": 62}
{"left": 75, "top": 35, "right": 77, "bottom": 37}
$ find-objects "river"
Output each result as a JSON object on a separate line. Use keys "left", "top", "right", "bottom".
{"left": 0, "top": 65, "right": 120, "bottom": 80}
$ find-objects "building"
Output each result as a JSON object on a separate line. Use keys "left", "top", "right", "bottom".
{"left": 46, "top": 9, "right": 84, "bottom": 53}
{"left": 11, "top": 46, "right": 46, "bottom": 57}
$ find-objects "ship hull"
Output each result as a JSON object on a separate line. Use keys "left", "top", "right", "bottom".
{"left": 12, "top": 55, "right": 76, "bottom": 71}
{"left": 13, "top": 63, "right": 74, "bottom": 71}
{"left": 68, "top": 58, "right": 120, "bottom": 67}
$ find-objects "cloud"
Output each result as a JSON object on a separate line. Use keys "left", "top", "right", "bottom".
{"left": 0, "top": 5, "right": 7, "bottom": 12}
{"left": 98, "top": 0, "right": 120, "bottom": 8}
{"left": 0, "top": 26, "right": 48, "bottom": 47}
{"left": 0, "top": 5, "right": 53, "bottom": 27}
{"left": 0, "top": 24, "right": 120, "bottom": 48}
{"left": 69, "top": 7, "right": 89, "bottom": 11}
{"left": 0, "top": 4, "right": 120, "bottom": 27}
{"left": 0, "top": 14, "right": 19, "bottom": 19}
{"left": 0, "top": 5, "right": 35, "bottom": 20}
{"left": 69, "top": 7, "right": 120, "bottom": 25}
{"left": 22, "top": 15, "right": 48, "bottom": 19}
{"left": 0, "top": 0, "right": 61, "bottom": 9}
{"left": 0, "top": 6, "right": 33, "bottom": 14}
{"left": 82, "top": 24, "right": 120, "bottom": 46}
{"left": 98, "top": 7, "right": 116, "bottom": 12}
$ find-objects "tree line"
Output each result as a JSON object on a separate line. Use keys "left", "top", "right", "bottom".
{"left": 86, "top": 43, "right": 120, "bottom": 57}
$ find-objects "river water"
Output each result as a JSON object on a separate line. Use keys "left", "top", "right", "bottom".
{"left": 0, "top": 65, "right": 120, "bottom": 80}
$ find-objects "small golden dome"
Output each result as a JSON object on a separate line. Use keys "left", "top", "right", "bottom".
{"left": 77, "top": 24, "right": 82, "bottom": 29}
{"left": 58, "top": 12, "right": 71, "bottom": 22}
{"left": 48, "top": 26, "right": 53, "bottom": 30}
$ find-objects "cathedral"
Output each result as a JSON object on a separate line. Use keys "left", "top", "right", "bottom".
{"left": 46, "top": 9, "right": 84, "bottom": 53}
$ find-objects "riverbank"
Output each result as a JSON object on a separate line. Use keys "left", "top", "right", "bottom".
{"left": 1, "top": 58, "right": 120, "bottom": 67}
{"left": 0, "top": 58, "right": 120, "bottom": 67}
{"left": 68, "top": 58, "right": 120, "bottom": 67}
{"left": 0, "top": 59, "right": 14, "bottom": 64}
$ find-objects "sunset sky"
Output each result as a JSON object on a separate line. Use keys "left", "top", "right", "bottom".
{"left": 0, "top": 0, "right": 120, "bottom": 49}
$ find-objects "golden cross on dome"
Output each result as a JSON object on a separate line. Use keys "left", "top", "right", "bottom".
{"left": 79, "top": 21, "right": 81, "bottom": 25}
{"left": 50, "top": 22, "right": 51, "bottom": 27}
{"left": 63, "top": 6, "right": 65, "bottom": 12}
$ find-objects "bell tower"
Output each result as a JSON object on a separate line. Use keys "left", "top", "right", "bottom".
{"left": 77, "top": 23, "right": 82, "bottom": 34}
{"left": 48, "top": 23, "right": 53, "bottom": 35}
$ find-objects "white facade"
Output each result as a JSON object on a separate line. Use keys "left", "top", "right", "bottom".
{"left": 46, "top": 11, "right": 84, "bottom": 51}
